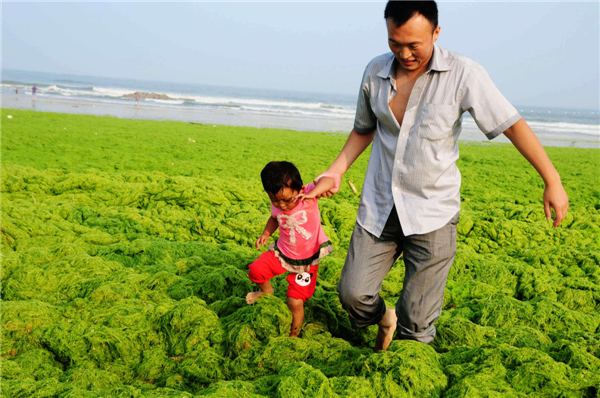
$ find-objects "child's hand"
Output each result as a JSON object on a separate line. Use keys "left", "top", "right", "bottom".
{"left": 313, "top": 171, "right": 341, "bottom": 198}
{"left": 256, "top": 233, "right": 270, "bottom": 250}
{"left": 294, "top": 192, "right": 316, "bottom": 203}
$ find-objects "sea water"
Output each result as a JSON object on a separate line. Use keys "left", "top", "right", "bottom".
{"left": 2, "top": 69, "right": 598, "bottom": 148}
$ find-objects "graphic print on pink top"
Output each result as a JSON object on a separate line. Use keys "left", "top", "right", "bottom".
{"left": 269, "top": 183, "right": 332, "bottom": 272}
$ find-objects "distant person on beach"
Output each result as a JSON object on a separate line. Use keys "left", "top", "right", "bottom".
{"left": 15, "top": 87, "right": 18, "bottom": 99}
{"left": 247, "top": 161, "right": 335, "bottom": 337}
{"left": 315, "top": 1, "right": 569, "bottom": 352}
{"left": 32, "top": 85, "right": 37, "bottom": 99}
{"left": 135, "top": 92, "right": 139, "bottom": 104}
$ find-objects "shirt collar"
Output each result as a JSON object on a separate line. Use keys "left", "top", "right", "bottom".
{"left": 377, "top": 44, "right": 450, "bottom": 79}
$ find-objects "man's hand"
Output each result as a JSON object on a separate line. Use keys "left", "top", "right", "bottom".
{"left": 503, "top": 119, "right": 569, "bottom": 228}
{"left": 314, "top": 128, "right": 374, "bottom": 198}
{"left": 313, "top": 171, "right": 341, "bottom": 198}
{"left": 544, "top": 182, "right": 569, "bottom": 227}
{"left": 256, "top": 232, "right": 270, "bottom": 250}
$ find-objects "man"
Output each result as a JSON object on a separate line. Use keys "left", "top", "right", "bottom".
{"left": 315, "top": 1, "right": 569, "bottom": 352}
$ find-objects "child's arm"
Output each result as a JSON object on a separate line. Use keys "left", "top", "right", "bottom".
{"left": 256, "top": 216, "right": 278, "bottom": 250}
{"left": 295, "top": 177, "right": 335, "bottom": 202}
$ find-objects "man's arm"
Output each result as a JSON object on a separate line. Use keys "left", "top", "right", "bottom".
{"left": 314, "top": 128, "right": 376, "bottom": 198}
{"left": 295, "top": 177, "right": 335, "bottom": 202}
{"left": 503, "top": 118, "right": 569, "bottom": 227}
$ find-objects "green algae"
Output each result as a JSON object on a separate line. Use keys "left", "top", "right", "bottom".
{"left": 275, "top": 362, "right": 338, "bottom": 398}
{"left": 361, "top": 340, "right": 447, "bottom": 397}
{"left": 1, "top": 109, "right": 599, "bottom": 397}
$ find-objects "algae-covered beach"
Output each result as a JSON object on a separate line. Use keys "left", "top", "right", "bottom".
{"left": 1, "top": 109, "right": 599, "bottom": 397}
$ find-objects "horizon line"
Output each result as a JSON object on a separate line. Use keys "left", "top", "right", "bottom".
{"left": 1, "top": 67, "right": 358, "bottom": 99}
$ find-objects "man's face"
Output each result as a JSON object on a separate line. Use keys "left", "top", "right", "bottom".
{"left": 386, "top": 14, "right": 440, "bottom": 73}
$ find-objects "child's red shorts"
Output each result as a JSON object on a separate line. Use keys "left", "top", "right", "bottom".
{"left": 248, "top": 251, "right": 319, "bottom": 302}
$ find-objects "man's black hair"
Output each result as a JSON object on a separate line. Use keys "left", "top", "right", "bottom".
{"left": 261, "top": 161, "right": 303, "bottom": 196}
{"left": 384, "top": 1, "right": 438, "bottom": 30}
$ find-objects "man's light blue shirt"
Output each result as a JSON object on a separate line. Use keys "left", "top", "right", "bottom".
{"left": 354, "top": 44, "right": 521, "bottom": 237}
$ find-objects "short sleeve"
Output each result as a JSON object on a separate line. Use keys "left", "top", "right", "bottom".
{"left": 353, "top": 65, "right": 377, "bottom": 135}
{"left": 460, "top": 63, "right": 522, "bottom": 140}
{"left": 302, "top": 183, "right": 318, "bottom": 204}
{"left": 270, "top": 203, "right": 280, "bottom": 218}
{"left": 303, "top": 183, "right": 316, "bottom": 194}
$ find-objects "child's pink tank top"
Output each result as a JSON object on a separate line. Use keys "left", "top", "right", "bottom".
{"left": 269, "top": 183, "right": 332, "bottom": 273}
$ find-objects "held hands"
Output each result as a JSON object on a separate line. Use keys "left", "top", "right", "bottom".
{"left": 544, "top": 182, "right": 569, "bottom": 227}
{"left": 312, "top": 170, "right": 342, "bottom": 199}
{"left": 295, "top": 176, "right": 338, "bottom": 203}
{"left": 256, "top": 232, "right": 270, "bottom": 250}
{"left": 294, "top": 191, "right": 316, "bottom": 203}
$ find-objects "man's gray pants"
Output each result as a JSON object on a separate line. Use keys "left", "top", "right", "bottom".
{"left": 337, "top": 207, "right": 459, "bottom": 344}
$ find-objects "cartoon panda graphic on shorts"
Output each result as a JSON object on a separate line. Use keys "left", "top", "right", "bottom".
{"left": 295, "top": 272, "right": 313, "bottom": 287}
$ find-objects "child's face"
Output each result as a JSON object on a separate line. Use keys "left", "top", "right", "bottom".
{"left": 268, "top": 187, "right": 302, "bottom": 211}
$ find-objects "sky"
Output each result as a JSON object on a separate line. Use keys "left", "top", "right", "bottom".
{"left": 2, "top": 1, "right": 599, "bottom": 110}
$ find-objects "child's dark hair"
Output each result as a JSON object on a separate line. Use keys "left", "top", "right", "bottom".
{"left": 261, "top": 161, "right": 303, "bottom": 196}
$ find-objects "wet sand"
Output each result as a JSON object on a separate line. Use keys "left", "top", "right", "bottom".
{"left": 2, "top": 93, "right": 597, "bottom": 148}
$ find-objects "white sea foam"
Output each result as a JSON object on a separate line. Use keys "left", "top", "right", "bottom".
{"left": 526, "top": 121, "right": 600, "bottom": 136}
{"left": 91, "top": 86, "right": 134, "bottom": 97}
{"left": 461, "top": 118, "right": 599, "bottom": 137}
{"left": 11, "top": 83, "right": 356, "bottom": 115}
{"left": 183, "top": 94, "right": 355, "bottom": 112}
{"left": 239, "top": 105, "right": 353, "bottom": 119}
{"left": 146, "top": 99, "right": 186, "bottom": 105}
{"left": 41, "top": 85, "right": 93, "bottom": 97}
{"left": 57, "top": 86, "right": 351, "bottom": 112}
{"left": 2, "top": 78, "right": 597, "bottom": 139}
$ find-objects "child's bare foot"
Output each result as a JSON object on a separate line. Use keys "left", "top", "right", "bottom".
{"left": 289, "top": 323, "right": 301, "bottom": 338}
{"left": 287, "top": 297, "right": 304, "bottom": 338}
{"left": 246, "top": 291, "right": 265, "bottom": 304}
{"left": 374, "top": 308, "right": 397, "bottom": 353}
{"left": 246, "top": 281, "right": 274, "bottom": 304}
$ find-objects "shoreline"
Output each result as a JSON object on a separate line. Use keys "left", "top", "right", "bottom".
{"left": 2, "top": 94, "right": 598, "bottom": 149}
{"left": 2, "top": 94, "right": 354, "bottom": 135}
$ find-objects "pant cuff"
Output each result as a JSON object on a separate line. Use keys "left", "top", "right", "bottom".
{"left": 348, "top": 296, "right": 387, "bottom": 329}
{"left": 395, "top": 322, "right": 436, "bottom": 344}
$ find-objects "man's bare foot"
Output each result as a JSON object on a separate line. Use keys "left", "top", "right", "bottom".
{"left": 374, "top": 308, "right": 397, "bottom": 353}
{"left": 246, "top": 291, "right": 265, "bottom": 304}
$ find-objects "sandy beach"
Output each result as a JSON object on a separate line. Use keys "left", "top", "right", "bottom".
{"left": 2, "top": 93, "right": 598, "bottom": 148}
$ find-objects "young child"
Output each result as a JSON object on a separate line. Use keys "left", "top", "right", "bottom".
{"left": 246, "top": 161, "right": 335, "bottom": 337}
